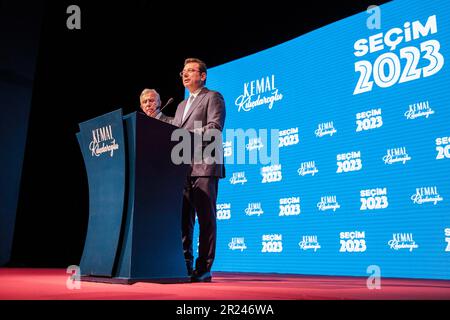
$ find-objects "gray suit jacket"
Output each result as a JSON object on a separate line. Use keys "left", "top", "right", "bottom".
{"left": 159, "top": 87, "right": 226, "bottom": 178}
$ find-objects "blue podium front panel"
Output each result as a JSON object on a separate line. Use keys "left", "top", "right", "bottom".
{"left": 78, "top": 109, "right": 126, "bottom": 277}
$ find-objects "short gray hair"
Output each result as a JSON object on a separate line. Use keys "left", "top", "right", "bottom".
{"left": 140, "top": 88, "right": 160, "bottom": 102}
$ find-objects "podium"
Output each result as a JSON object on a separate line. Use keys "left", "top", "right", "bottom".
{"left": 76, "top": 109, "right": 189, "bottom": 283}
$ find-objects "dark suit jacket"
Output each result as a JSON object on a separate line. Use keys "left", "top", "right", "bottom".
{"left": 159, "top": 87, "right": 226, "bottom": 178}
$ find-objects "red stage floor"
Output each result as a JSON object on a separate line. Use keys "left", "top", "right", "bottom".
{"left": 1, "top": 268, "right": 449, "bottom": 300}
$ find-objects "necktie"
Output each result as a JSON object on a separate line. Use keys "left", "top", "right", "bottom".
{"left": 182, "top": 95, "right": 195, "bottom": 121}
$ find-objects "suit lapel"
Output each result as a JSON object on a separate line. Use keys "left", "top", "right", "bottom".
{"left": 180, "top": 87, "right": 208, "bottom": 127}
{"left": 176, "top": 100, "right": 188, "bottom": 127}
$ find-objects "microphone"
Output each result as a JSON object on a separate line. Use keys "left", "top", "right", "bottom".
{"left": 160, "top": 97, "right": 174, "bottom": 112}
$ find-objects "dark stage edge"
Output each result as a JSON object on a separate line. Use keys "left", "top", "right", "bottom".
{"left": 81, "top": 275, "right": 190, "bottom": 285}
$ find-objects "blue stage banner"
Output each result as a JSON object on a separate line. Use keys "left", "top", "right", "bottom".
{"left": 197, "top": 0, "right": 450, "bottom": 280}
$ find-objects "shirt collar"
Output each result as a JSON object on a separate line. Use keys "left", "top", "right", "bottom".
{"left": 189, "top": 87, "right": 203, "bottom": 99}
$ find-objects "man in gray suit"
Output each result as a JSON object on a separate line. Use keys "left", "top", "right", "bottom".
{"left": 155, "top": 58, "right": 226, "bottom": 282}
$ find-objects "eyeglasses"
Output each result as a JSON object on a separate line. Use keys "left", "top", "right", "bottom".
{"left": 179, "top": 68, "right": 201, "bottom": 77}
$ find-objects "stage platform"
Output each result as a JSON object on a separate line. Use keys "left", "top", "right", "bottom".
{"left": 1, "top": 268, "right": 449, "bottom": 300}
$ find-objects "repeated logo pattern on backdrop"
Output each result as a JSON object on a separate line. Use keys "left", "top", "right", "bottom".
{"left": 195, "top": 0, "right": 450, "bottom": 279}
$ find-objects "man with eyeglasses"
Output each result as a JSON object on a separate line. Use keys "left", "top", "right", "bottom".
{"left": 153, "top": 57, "right": 226, "bottom": 282}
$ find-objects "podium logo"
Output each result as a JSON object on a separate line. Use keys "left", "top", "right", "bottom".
{"left": 339, "top": 231, "right": 367, "bottom": 253}
{"left": 245, "top": 202, "right": 264, "bottom": 217}
{"left": 262, "top": 234, "right": 283, "bottom": 253}
{"left": 315, "top": 122, "right": 337, "bottom": 137}
{"left": 298, "top": 235, "right": 321, "bottom": 252}
{"left": 279, "top": 127, "right": 299, "bottom": 147}
{"left": 436, "top": 136, "right": 450, "bottom": 160}
{"left": 356, "top": 109, "right": 383, "bottom": 132}
{"left": 89, "top": 125, "right": 119, "bottom": 157}
{"left": 337, "top": 151, "right": 362, "bottom": 173}
{"left": 383, "top": 147, "right": 411, "bottom": 165}
{"left": 261, "top": 164, "right": 282, "bottom": 183}
{"left": 235, "top": 74, "right": 283, "bottom": 112}
{"left": 411, "top": 186, "right": 443, "bottom": 205}
{"left": 279, "top": 197, "right": 301, "bottom": 216}
{"left": 228, "top": 237, "right": 247, "bottom": 251}
{"left": 298, "top": 161, "right": 318, "bottom": 176}
{"left": 217, "top": 203, "right": 231, "bottom": 220}
{"left": 388, "top": 233, "right": 419, "bottom": 251}
{"left": 230, "top": 172, "right": 247, "bottom": 185}
{"left": 445, "top": 228, "right": 450, "bottom": 252}
{"left": 317, "top": 196, "right": 340, "bottom": 212}
{"left": 405, "top": 101, "right": 434, "bottom": 119}
{"left": 360, "top": 188, "right": 388, "bottom": 210}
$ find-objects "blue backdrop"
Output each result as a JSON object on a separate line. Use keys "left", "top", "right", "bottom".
{"left": 194, "top": 0, "right": 450, "bottom": 280}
